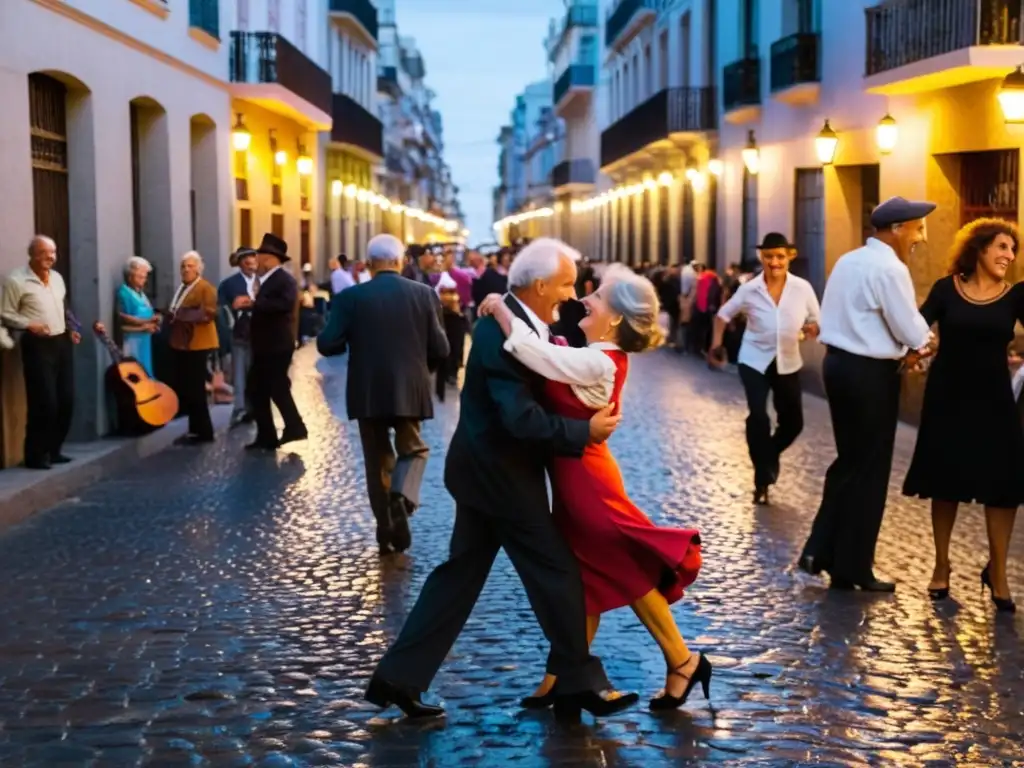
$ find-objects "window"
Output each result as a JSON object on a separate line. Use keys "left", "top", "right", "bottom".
{"left": 632, "top": 53, "right": 640, "bottom": 107}
{"left": 741, "top": 169, "right": 758, "bottom": 268}
{"left": 658, "top": 30, "right": 669, "bottom": 91}
{"left": 622, "top": 63, "right": 629, "bottom": 112}
{"left": 270, "top": 133, "right": 282, "bottom": 207}
{"left": 234, "top": 149, "right": 248, "bottom": 201}
{"left": 960, "top": 149, "right": 1018, "bottom": 226}
{"left": 239, "top": 207, "right": 252, "bottom": 247}
{"left": 644, "top": 45, "right": 652, "bottom": 98}
{"left": 29, "top": 73, "right": 71, "bottom": 289}
{"left": 794, "top": 168, "right": 825, "bottom": 294}
{"left": 300, "top": 175, "right": 311, "bottom": 212}
{"left": 782, "top": 0, "right": 819, "bottom": 36}
{"left": 300, "top": 219, "right": 311, "bottom": 266}
{"left": 272, "top": 212, "right": 284, "bottom": 239}
{"left": 680, "top": 13, "right": 691, "bottom": 87}
{"left": 579, "top": 34, "right": 597, "bottom": 65}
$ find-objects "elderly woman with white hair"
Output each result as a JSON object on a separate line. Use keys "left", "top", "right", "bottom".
{"left": 478, "top": 263, "right": 709, "bottom": 712}
{"left": 167, "top": 250, "right": 219, "bottom": 444}
{"left": 116, "top": 256, "right": 159, "bottom": 375}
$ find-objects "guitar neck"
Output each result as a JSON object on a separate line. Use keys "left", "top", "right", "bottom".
{"left": 96, "top": 331, "right": 122, "bottom": 363}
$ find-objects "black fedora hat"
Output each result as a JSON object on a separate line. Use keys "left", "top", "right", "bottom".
{"left": 755, "top": 232, "right": 795, "bottom": 250}
{"left": 256, "top": 233, "right": 289, "bottom": 262}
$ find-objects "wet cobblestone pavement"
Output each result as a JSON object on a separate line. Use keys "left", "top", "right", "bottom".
{"left": 1, "top": 345, "right": 1022, "bottom": 767}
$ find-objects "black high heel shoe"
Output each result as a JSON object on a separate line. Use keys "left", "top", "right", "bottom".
{"left": 649, "top": 653, "right": 712, "bottom": 711}
{"left": 551, "top": 689, "right": 639, "bottom": 722}
{"left": 520, "top": 687, "right": 556, "bottom": 710}
{"left": 753, "top": 486, "right": 770, "bottom": 505}
{"left": 927, "top": 566, "right": 952, "bottom": 601}
{"left": 981, "top": 564, "right": 1017, "bottom": 613}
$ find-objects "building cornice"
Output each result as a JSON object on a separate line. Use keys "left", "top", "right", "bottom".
{"left": 30, "top": 0, "right": 228, "bottom": 92}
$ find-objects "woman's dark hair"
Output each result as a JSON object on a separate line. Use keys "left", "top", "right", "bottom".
{"left": 948, "top": 217, "right": 1019, "bottom": 277}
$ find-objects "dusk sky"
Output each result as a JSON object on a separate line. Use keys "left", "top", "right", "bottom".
{"left": 396, "top": 0, "right": 559, "bottom": 245}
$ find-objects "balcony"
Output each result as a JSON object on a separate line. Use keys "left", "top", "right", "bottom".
{"left": 329, "top": 0, "right": 379, "bottom": 48}
{"left": 600, "top": 87, "right": 717, "bottom": 169}
{"left": 229, "top": 32, "right": 332, "bottom": 129}
{"left": 770, "top": 33, "right": 820, "bottom": 105}
{"left": 547, "top": 2, "right": 599, "bottom": 60}
{"left": 189, "top": 0, "right": 219, "bottom": 40}
{"left": 554, "top": 64, "right": 596, "bottom": 116}
{"left": 605, "top": 0, "right": 659, "bottom": 52}
{"left": 331, "top": 92, "right": 384, "bottom": 160}
{"left": 378, "top": 65, "right": 401, "bottom": 98}
{"left": 865, "top": 0, "right": 1024, "bottom": 95}
{"left": 722, "top": 56, "right": 761, "bottom": 124}
{"left": 551, "top": 159, "right": 596, "bottom": 190}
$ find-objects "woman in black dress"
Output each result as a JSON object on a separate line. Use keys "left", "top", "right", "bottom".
{"left": 904, "top": 218, "right": 1024, "bottom": 612}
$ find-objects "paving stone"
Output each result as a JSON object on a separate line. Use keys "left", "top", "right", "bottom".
{"left": 0, "top": 346, "right": 1020, "bottom": 766}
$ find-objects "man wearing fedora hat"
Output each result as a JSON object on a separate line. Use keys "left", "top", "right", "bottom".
{"left": 800, "top": 197, "right": 936, "bottom": 592}
{"left": 235, "top": 233, "right": 308, "bottom": 450}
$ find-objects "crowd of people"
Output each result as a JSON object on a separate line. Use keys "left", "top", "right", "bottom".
{"left": 1, "top": 194, "right": 1022, "bottom": 725}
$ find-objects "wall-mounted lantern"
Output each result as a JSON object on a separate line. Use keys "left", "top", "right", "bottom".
{"left": 815, "top": 119, "right": 838, "bottom": 165}
{"left": 876, "top": 114, "right": 898, "bottom": 154}
{"left": 741, "top": 130, "right": 760, "bottom": 175}
{"left": 296, "top": 143, "right": 313, "bottom": 176}
{"left": 231, "top": 113, "right": 251, "bottom": 151}
{"left": 998, "top": 66, "right": 1024, "bottom": 123}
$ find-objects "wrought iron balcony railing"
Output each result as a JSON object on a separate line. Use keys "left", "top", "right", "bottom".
{"left": 723, "top": 56, "right": 761, "bottom": 113}
{"left": 331, "top": 92, "right": 384, "bottom": 158}
{"left": 554, "top": 64, "right": 597, "bottom": 105}
{"left": 329, "top": 0, "right": 379, "bottom": 41}
{"left": 601, "top": 87, "right": 716, "bottom": 168}
{"left": 230, "top": 32, "right": 332, "bottom": 116}
{"left": 770, "top": 32, "right": 820, "bottom": 92}
{"left": 551, "top": 159, "right": 596, "bottom": 188}
{"left": 866, "top": 0, "right": 1023, "bottom": 76}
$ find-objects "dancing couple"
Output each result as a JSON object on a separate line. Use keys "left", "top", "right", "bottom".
{"left": 364, "top": 238, "right": 707, "bottom": 721}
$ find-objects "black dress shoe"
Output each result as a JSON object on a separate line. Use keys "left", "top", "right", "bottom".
{"left": 24, "top": 459, "right": 51, "bottom": 470}
{"left": 50, "top": 454, "right": 72, "bottom": 464}
{"left": 797, "top": 554, "right": 827, "bottom": 576}
{"left": 277, "top": 427, "right": 308, "bottom": 447}
{"left": 829, "top": 577, "right": 896, "bottom": 593}
{"left": 364, "top": 674, "right": 444, "bottom": 719}
{"left": 552, "top": 689, "right": 639, "bottom": 722}
{"left": 520, "top": 688, "right": 556, "bottom": 709}
{"left": 244, "top": 439, "right": 278, "bottom": 451}
{"left": 388, "top": 495, "right": 412, "bottom": 553}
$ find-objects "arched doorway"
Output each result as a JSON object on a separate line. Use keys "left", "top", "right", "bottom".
{"left": 129, "top": 96, "right": 172, "bottom": 302}
{"left": 29, "top": 73, "right": 71, "bottom": 289}
{"left": 190, "top": 113, "right": 221, "bottom": 280}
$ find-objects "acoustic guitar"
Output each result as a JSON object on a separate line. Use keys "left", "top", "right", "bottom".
{"left": 93, "top": 322, "right": 179, "bottom": 428}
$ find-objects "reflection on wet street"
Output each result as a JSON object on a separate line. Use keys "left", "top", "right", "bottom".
{"left": 0, "top": 346, "right": 1020, "bottom": 766}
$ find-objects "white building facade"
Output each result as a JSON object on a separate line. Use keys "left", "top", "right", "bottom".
{"left": 0, "top": 0, "right": 234, "bottom": 462}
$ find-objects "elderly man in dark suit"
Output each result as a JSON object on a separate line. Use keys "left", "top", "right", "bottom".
{"left": 361, "top": 237, "right": 636, "bottom": 722}
{"left": 318, "top": 233, "right": 449, "bottom": 555}
{"left": 218, "top": 247, "right": 258, "bottom": 426}
{"left": 234, "top": 233, "right": 308, "bottom": 451}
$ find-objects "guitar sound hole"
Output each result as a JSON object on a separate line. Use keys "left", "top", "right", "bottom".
{"left": 128, "top": 374, "right": 140, "bottom": 384}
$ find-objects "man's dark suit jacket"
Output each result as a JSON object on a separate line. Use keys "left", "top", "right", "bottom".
{"left": 217, "top": 271, "right": 252, "bottom": 341}
{"left": 317, "top": 271, "right": 449, "bottom": 421}
{"left": 471, "top": 267, "right": 508, "bottom": 308}
{"left": 250, "top": 267, "right": 298, "bottom": 356}
{"left": 444, "top": 295, "right": 590, "bottom": 517}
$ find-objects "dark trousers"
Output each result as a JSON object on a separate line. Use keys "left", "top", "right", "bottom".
{"left": 248, "top": 351, "right": 305, "bottom": 444}
{"left": 357, "top": 418, "right": 429, "bottom": 543}
{"left": 801, "top": 347, "right": 901, "bottom": 581}
{"left": 173, "top": 349, "right": 214, "bottom": 440}
{"left": 738, "top": 361, "right": 804, "bottom": 487}
{"left": 375, "top": 503, "right": 609, "bottom": 695}
{"left": 21, "top": 332, "right": 74, "bottom": 464}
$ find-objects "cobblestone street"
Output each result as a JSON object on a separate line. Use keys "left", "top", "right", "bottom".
{"left": 0, "top": 346, "right": 1022, "bottom": 767}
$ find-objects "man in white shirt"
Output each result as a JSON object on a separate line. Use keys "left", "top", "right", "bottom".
{"left": 0, "top": 235, "right": 82, "bottom": 469}
{"left": 800, "top": 197, "right": 935, "bottom": 593}
{"left": 711, "top": 233, "right": 821, "bottom": 504}
{"left": 330, "top": 255, "right": 356, "bottom": 295}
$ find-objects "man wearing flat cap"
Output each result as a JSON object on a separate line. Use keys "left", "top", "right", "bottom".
{"left": 800, "top": 196, "right": 935, "bottom": 593}
{"left": 240, "top": 233, "right": 308, "bottom": 451}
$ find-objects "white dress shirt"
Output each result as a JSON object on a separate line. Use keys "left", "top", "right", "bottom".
{"left": 1, "top": 265, "right": 68, "bottom": 336}
{"left": 508, "top": 294, "right": 550, "bottom": 343}
{"left": 242, "top": 272, "right": 256, "bottom": 299}
{"left": 717, "top": 272, "right": 821, "bottom": 375}
{"left": 818, "top": 238, "right": 931, "bottom": 359}
{"left": 331, "top": 267, "right": 355, "bottom": 294}
{"left": 502, "top": 316, "right": 619, "bottom": 408}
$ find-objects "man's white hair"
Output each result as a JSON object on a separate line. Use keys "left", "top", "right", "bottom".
{"left": 27, "top": 235, "right": 56, "bottom": 258}
{"left": 507, "top": 238, "right": 580, "bottom": 290}
{"left": 367, "top": 234, "right": 404, "bottom": 266}
{"left": 180, "top": 250, "right": 204, "bottom": 274}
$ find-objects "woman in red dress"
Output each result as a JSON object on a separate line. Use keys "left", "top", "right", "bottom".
{"left": 478, "top": 265, "right": 709, "bottom": 711}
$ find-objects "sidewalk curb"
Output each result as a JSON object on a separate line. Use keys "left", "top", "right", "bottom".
{"left": 0, "top": 405, "right": 232, "bottom": 531}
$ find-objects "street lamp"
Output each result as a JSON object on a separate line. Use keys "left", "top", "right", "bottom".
{"left": 876, "top": 114, "right": 898, "bottom": 154}
{"left": 296, "top": 143, "right": 313, "bottom": 176}
{"left": 998, "top": 66, "right": 1024, "bottom": 123}
{"left": 231, "top": 113, "right": 251, "bottom": 151}
{"left": 815, "top": 119, "right": 839, "bottom": 165}
{"left": 741, "top": 130, "right": 760, "bottom": 175}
